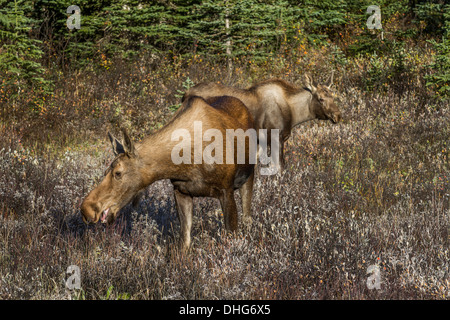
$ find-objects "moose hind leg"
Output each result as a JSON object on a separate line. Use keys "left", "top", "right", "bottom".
{"left": 239, "top": 171, "right": 254, "bottom": 227}
{"left": 219, "top": 189, "right": 238, "bottom": 232}
{"left": 174, "top": 189, "right": 193, "bottom": 252}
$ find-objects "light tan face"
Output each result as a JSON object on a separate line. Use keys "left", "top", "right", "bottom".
{"left": 81, "top": 131, "right": 144, "bottom": 225}
{"left": 303, "top": 74, "right": 341, "bottom": 124}
{"left": 312, "top": 85, "right": 342, "bottom": 123}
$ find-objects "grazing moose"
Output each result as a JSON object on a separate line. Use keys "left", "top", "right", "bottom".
{"left": 81, "top": 96, "right": 256, "bottom": 251}
{"left": 183, "top": 74, "right": 342, "bottom": 171}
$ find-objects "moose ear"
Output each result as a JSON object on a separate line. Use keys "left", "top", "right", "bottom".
{"left": 303, "top": 73, "right": 316, "bottom": 94}
{"left": 108, "top": 131, "right": 125, "bottom": 156}
{"left": 121, "top": 128, "right": 135, "bottom": 157}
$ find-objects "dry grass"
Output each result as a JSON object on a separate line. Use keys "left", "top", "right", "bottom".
{"left": 0, "top": 46, "right": 448, "bottom": 300}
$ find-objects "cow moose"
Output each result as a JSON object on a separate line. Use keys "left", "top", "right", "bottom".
{"left": 81, "top": 96, "right": 256, "bottom": 251}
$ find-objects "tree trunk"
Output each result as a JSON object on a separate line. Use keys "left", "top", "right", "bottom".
{"left": 225, "top": 3, "right": 232, "bottom": 74}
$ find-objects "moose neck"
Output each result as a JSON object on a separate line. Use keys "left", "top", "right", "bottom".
{"left": 289, "top": 90, "right": 316, "bottom": 128}
{"left": 135, "top": 131, "right": 181, "bottom": 186}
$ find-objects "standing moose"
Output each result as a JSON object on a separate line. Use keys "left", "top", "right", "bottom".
{"left": 183, "top": 74, "right": 342, "bottom": 172}
{"left": 81, "top": 96, "right": 256, "bottom": 251}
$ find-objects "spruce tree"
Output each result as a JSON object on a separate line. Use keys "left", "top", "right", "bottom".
{"left": 187, "top": 0, "right": 299, "bottom": 61}
{"left": 0, "top": 0, "right": 52, "bottom": 99}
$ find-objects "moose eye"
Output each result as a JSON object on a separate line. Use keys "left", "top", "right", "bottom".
{"left": 114, "top": 171, "right": 122, "bottom": 180}
{"left": 319, "top": 98, "right": 325, "bottom": 103}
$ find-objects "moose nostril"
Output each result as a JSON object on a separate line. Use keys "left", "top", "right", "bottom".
{"left": 80, "top": 201, "right": 100, "bottom": 224}
{"left": 81, "top": 208, "right": 92, "bottom": 224}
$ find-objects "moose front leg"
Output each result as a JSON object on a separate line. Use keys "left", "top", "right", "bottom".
{"left": 276, "top": 133, "right": 290, "bottom": 174}
{"left": 276, "top": 142, "right": 285, "bottom": 173}
{"left": 219, "top": 189, "right": 238, "bottom": 232}
{"left": 264, "top": 127, "right": 284, "bottom": 175}
{"left": 174, "top": 189, "right": 193, "bottom": 252}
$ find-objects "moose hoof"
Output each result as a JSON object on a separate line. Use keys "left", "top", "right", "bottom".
{"left": 179, "top": 240, "right": 191, "bottom": 254}
{"left": 242, "top": 215, "right": 253, "bottom": 227}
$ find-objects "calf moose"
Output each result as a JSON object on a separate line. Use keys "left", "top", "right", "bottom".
{"left": 183, "top": 74, "right": 342, "bottom": 171}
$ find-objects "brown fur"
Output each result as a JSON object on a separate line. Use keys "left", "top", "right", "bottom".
{"left": 81, "top": 96, "right": 256, "bottom": 251}
{"left": 183, "top": 75, "right": 342, "bottom": 170}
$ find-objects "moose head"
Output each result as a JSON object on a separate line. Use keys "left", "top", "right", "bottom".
{"left": 81, "top": 129, "right": 147, "bottom": 224}
{"left": 303, "top": 73, "right": 342, "bottom": 124}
